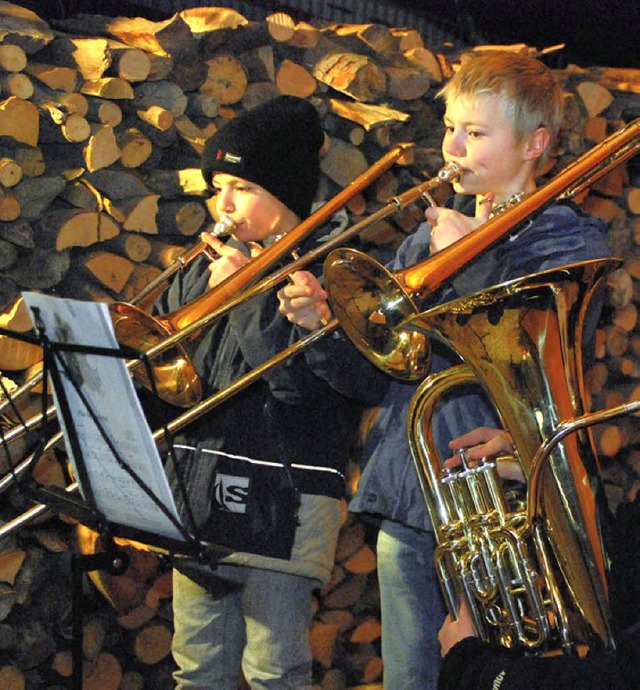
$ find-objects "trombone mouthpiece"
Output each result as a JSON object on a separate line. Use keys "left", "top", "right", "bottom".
{"left": 438, "top": 161, "right": 461, "bottom": 183}
{"left": 211, "top": 215, "right": 237, "bottom": 237}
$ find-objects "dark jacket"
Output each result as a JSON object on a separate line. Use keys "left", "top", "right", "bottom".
{"left": 151, "top": 231, "right": 373, "bottom": 561}
{"left": 301, "top": 197, "right": 612, "bottom": 530}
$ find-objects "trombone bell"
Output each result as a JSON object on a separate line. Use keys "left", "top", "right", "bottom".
{"left": 110, "top": 302, "right": 202, "bottom": 408}
{"left": 324, "top": 247, "right": 430, "bottom": 380}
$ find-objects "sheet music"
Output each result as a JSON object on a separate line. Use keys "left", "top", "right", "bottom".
{"left": 23, "top": 292, "right": 185, "bottom": 541}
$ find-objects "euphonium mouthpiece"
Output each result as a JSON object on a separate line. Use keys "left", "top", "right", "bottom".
{"left": 211, "top": 215, "right": 237, "bottom": 237}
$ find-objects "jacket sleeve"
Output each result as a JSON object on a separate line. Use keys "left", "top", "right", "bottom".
{"left": 438, "top": 634, "right": 638, "bottom": 690}
{"left": 227, "top": 276, "right": 372, "bottom": 408}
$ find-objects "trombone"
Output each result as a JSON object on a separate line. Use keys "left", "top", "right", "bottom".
{"left": 323, "top": 117, "right": 640, "bottom": 378}
{"left": 0, "top": 142, "right": 424, "bottom": 505}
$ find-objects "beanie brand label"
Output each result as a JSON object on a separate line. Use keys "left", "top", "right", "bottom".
{"left": 215, "top": 148, "right": 243, "bottom": 165}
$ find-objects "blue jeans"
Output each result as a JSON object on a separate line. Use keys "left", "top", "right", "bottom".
{"left": 377, "top": 519, "right": 447, "bottom": 690}
{"left": 172, "top": 564, "right": 316, "bottom": 689}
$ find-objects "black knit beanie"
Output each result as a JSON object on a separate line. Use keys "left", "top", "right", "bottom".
{"left": 201, "top": 96, "right": 324, "bottom": 220}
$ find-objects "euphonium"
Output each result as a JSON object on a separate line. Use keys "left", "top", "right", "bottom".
{"left": 403, "top": 258, "right": 640, "bottom": 654}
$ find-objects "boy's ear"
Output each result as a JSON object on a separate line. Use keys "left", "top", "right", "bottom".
{"left": 523, "top": 127, "right": 550, "bottom": 161}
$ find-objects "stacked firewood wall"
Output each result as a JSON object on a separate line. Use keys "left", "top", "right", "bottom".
{"left": 0, "top": 2, "right": 638, "bottom": 688}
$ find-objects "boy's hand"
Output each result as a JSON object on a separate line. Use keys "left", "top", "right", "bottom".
{"left": 425, "top": 193, "right": 493, "bottom": 253}
{"left": 446, "top": 427, "right": 523, "bottom": 482}
{"left": 201, "top": 232, "right": 261, "bottom": 289}
{"left": 438, "top": 601, "right": 477, "bottom": 657}
{"left": 277, "top": 271, "right": 332, "bottom": 330}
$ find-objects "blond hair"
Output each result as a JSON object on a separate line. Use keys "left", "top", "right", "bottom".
{"left": 439, "top": 51, "right": 564, "bottom": 170}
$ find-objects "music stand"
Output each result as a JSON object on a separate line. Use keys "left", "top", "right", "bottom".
{"left": 11, "top": 292, "right": 227, "bottom": 690}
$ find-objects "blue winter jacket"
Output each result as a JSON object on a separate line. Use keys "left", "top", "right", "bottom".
{"left": 303, "top": 197, "right": 612, "bottom": 531}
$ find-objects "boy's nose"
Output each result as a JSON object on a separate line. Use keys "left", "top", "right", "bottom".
{"left": 443, "top": 135, "right": 465, "bottom": 158}
{"left": 217, "top": 190, "right": 235, "bottom": 213}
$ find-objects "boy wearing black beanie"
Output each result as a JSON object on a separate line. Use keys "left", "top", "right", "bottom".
{"left": 155, "top": 96, "right": 372, "bottom": 689}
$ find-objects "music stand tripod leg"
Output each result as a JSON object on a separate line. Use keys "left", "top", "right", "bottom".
{"left": 71, "top": 546, "right": 129, "bottom": 690}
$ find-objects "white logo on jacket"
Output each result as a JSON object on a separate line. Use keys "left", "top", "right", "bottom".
{"left": 214, "top": 473, "right": 249, "bottom": 513}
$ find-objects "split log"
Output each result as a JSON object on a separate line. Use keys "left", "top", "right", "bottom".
{"left": 0, "top": 71, "right": 33, "bottom": 98}
{"left": 105, "top": 233, "right": 153, "bottom": 263}
{"left": 185, "top": 93, "right": 219, "bottom": 119}
{"left": 82, "top": 651, "right": 122, "bottom": 690}
{"left": 106, "top": 42, "right": 151, "bottom": 83}
{"left": 311, "top": 52, "right": 387, "bottom": 102}
{"left": 116, "top": 127, "right": 153, "bottom": 169}
{"left": 84, "top": 125, "right": 121, "bottom": 172}
{"left": 11, "top": 145, "right": 45, "bottom": 178}
{"left": 114, "top": 194, "right": 160, "bottom": 234}
{"left": 25, "top": 61, "right": 78, "bottom": 92}
{"left": 276, "top": 59, "right": 317, "bottom": 98}
{"left": 0, "top": 157, "right": 22, "bottom": 188}
{"left": 200, "top": 55, "right": 248, "bottom": 105}
{"left": 0, "top": 43, "right": 27, "bottom": 72}
{"left": 309, "top": 622, "right": 341, "bottom": 670}
{"left": 156, "top": 199, "right": 207, "bottom": 237}
{"left": 31, "top": 83, "right": 89, "bottom": 121}
{"left": 179, "top": 6, "right": 249, "bottom": 37}
{"left": 85, "top": 97, "right": 123, "bottom": 127}
{"left": 173, "top": 114, "right": 206, "bottom": 155}
{"left": 0, "top": 96, "right": 39, "bottom": 146}
{"left": 383, "top": 66, "right": 430, "bottom": 100}
{"left": 39, "top": 36, "right": 111, "bottom": 81}
{"left": 287, "top": 21, "right": 320, "bottom": 49}
{"left": 266, "top": 12, "right": 296, "bottom": 43}
{"left": 133, "top": 80, "right": 187, "bottom": 117}
{"left": 119, "top": 264, "right": 163, "bottom": 307}
{"left": 38, "top": 208, "right": 120, "bottom": 250}
{"left": 144, "top": 168, "right": 208, "bottom": 198}
{"left": 577, "top": 81, "right": 614, "bottom": 117}
{"left": 0, "top": 189, "right": 20, "bottom": 221}
{"left": 81, "top": 251, "right": 134, "bottom": 293}
{"left": 328, "top": 98, "right": 410, "bottom": 131}
{"left": 0, "top": 295, "right": 41, "bottom": 371}
{"left": 39, "top": 110, "right": 91, "bottom": 144}
{"left": 320, "top": 138, "right": 369, "bottom": 188}
{"left": 85, "top": 168, "right": 151, "bottom": 200}
{"left": 133, "top": 624, "right": 172, "bottom": 666}
{"left": 57, "top": 12, "right": 190, "bottom": 57}
{"left": 350, "top": 618, "right": 382, "bottom": 644}
{"left": 81, "top": 77, "right": 134, "bottom": 100}
{"left": 321, "top": 23, "right": 398, "bottom": 56}
{"left": 135, "top": 104, "right": 174, "bottom": 133}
